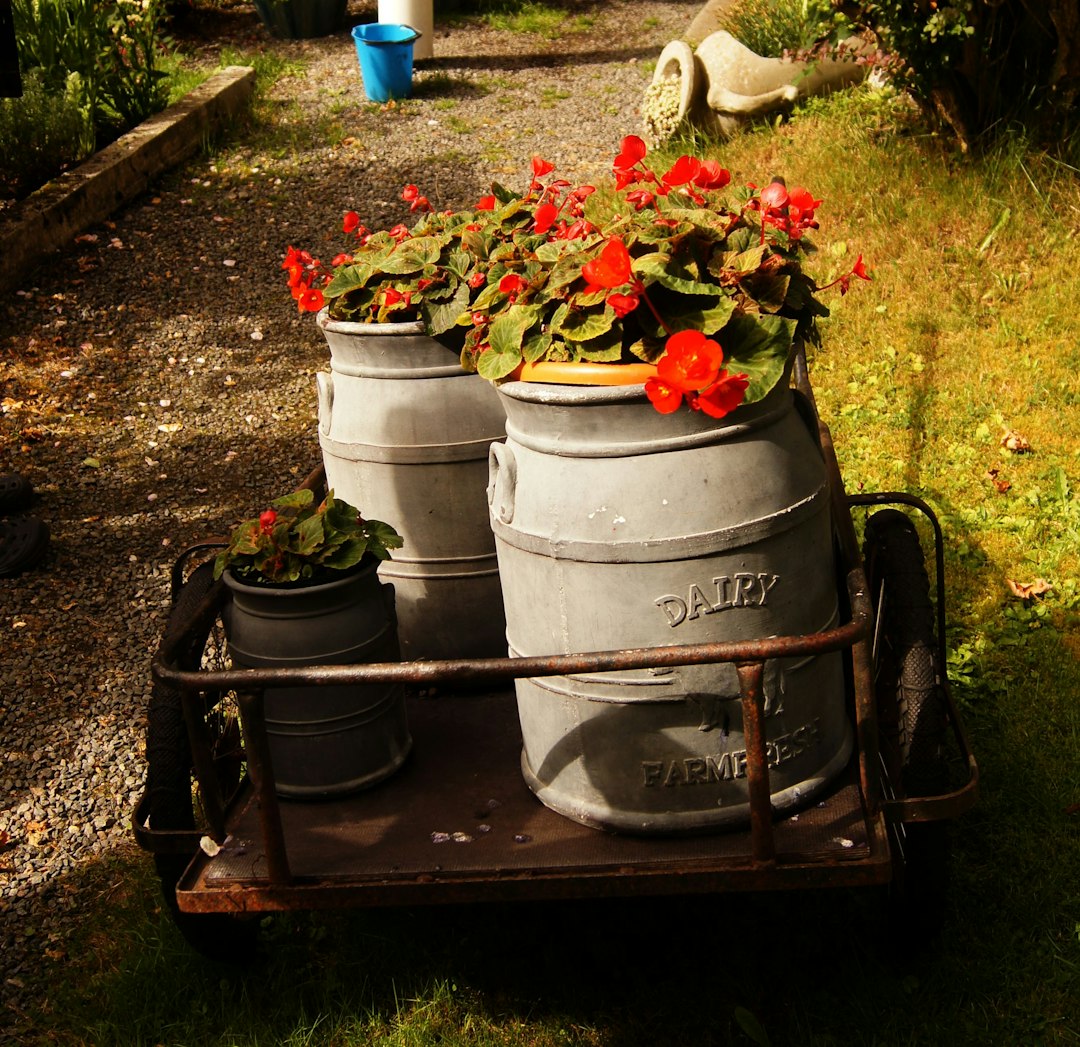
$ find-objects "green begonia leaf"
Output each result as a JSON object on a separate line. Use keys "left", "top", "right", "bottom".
{"left": 718, "top": 313, "right": 794, "bottom": 403}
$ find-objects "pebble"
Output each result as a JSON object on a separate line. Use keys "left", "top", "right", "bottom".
{"left": 0, "top": 0, "right": 700, "bottom": 1021}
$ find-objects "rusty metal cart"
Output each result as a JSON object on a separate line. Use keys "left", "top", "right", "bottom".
{"left": 133, "top": 355, "right": 978, "bottom": 958}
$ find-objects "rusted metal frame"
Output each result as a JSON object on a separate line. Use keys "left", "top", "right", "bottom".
{"left": 736, "top": 661, "right": 775, "bottom": 865}
{"left": 176, "top": 601, "right": 869, "bottom": 892}
{"left": 845, "top": 492, "right": 980, "bottom": 824}
{"left": 177, "top": 834, "right": 895, "bottom": 914}
{"left": 234, "top": 687, "right": 292, "bottom": 885}
{"left": 156, "top": 615, "right": 868, "bottom": 693}
{"left": 179, "top": 683, "right": 230, "bottom": 844}
{"left": 130, "top": 792, "right": 205, "bottom": 855}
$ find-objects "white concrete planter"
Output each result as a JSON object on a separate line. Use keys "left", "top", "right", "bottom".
{"left": 645, "top": 31, "right": 869, "bottom": 141}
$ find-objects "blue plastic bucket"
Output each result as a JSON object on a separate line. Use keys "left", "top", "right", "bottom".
{"left": 352, "top": 23, "right": 421, "bottom": 102}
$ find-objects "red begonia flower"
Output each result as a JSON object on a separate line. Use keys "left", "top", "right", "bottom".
{"left": 401, "top": 184, "right": 420, "bottom": 201}
{"left": 607, "top": 293, "right": 640, "bottom": 318}
{"left": 298, "top": 287, "right": 324, "bottom": 313}
{"left": 693, "top": 160, "right": 731, "bottom": 190}
{"left": 625, "top": 189, "right": 655, "bottom": 211}
{"left": 533, "top": 202, "right": 559, "bottom": 234}
{"left": 581, "top": 236, "right": 634, "bottom": 289}
{"left": 259, "top": 509, "right": 277, "bottom": 535}
{"left": 388, "top": 224, "right": 410, "bottom": 242}
{"left": 760, "top": 182, "right": 789, "bottom": 211}
{"left": 695, "top": 371, "right": 749, "bottom": 418}
{"left": 614, "top": 134, "right": 647, "bottom": 172}
{"left": 644, "top": 376, "right": 683, "bottom": 414}
{"left": 532, "top": 156, "right": 555, "bottom": 177}
{"left": 852, "top": 254, "right": 871, "bottom": 281}
{"left": 343, "top": 211, "right": 361, "bottom": 234}
{"left": 657, "top": 329, "right": 724, "bottom": 393}
{"left": 330, "top": 253, "right": 352, "bottom": 266}
{"left": 661, "top": 155, "right": 701, "bottom": 189}
{"left": 499, "top": 273, "right": 527, "bottom": 296}
{"left": 468, "top": 271, "right": 486, "bottom": 289}
{"left": 475, "top": 195, "right": 496, "bottom": 211}
{"left": 560, "top": 219, "right": 590, "bottom": 240}
{"left": 788, "top": 186, "right": 821, "bottom": 215}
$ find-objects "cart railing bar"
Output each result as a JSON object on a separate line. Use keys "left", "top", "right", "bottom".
{"left": 736, "top": 661, "right": 775, "bottom": 865}
{"left": 153, "top": 571, "right": 873, "bottom": 692}
{"left": 163, "top": 571, "right": 874, "bottom": 883}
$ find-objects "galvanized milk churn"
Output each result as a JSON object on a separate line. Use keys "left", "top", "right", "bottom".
{"left": 317, "top": 313, "right": 507, "bottom": 660}
{"left": 487, "top": 377, "right": 852, "bottom": 832}
{"left": 222, "top": 559, "right": 410, "bottom": 799}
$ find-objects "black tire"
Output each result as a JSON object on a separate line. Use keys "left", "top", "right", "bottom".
{"left": 863, "top": 509, "right": 951, "bottom": 942}
{"left": 145, "top": 557, "right": 257, "bottom": 961}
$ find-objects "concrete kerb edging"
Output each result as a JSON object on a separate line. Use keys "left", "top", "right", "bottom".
{"left": 0, "top": 65, "right": 256, "bottom": 294}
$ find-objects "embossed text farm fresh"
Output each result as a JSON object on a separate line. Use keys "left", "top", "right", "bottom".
{"left": 655, "top": 572, "right": 779, "bottom": 627}
{"left": 640, "top": 718, "right": 821, "bottom": 788}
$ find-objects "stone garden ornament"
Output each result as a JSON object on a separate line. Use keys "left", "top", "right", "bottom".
{"left": 644, "top": 30, "right": 870, "bottom": 142}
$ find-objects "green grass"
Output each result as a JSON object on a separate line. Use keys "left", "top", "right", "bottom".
{"left": 12, "top": 84, "right": 1080, "bottom": 1047}
{"left": 448, "top": 0, "right": 593, "bottom": 40}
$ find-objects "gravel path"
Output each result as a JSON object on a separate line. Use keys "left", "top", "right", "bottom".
{"left": 0, "top": 0, "right": 700, "bottom": 1021}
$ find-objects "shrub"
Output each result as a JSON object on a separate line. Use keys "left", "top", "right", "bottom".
{"left": 0, "top": 70, "right": 95, "bottom": 200}
{"left": 719, "top": 0, "right": 852, "bottom": 57}
{"left": 837, "top": 0, "right": 1080, "bottom": 151}
{"left": 6, "top": 0, "right": 171, "bottom": 194}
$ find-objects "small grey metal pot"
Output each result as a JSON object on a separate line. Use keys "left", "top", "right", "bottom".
{"left": 223, "top": 558, "right": 411, "bottom": 799}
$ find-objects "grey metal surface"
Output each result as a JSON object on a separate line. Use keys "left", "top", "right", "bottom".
{"left": 489, "top": 380, "right": 851, "bottom": 831}
{"left": 316, "top": 313, "right": 507, "bottom": 660}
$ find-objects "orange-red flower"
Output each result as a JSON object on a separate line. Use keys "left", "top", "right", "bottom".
{"left": 582, "top": 236, "right": 634, "bottom": 290}
{"left": 695, "top": 371, "right": 750, "bottom": 418}
{"left": 297, "top": 287, "right": 324, "bottom": 313}
{"left": 657, "top": 330, "right": 724, "bottom": 392}
{"left": 499, "top": 274, "right": 527, "bottom": 302}
{"left": 607, "top": 293, "right": 640, "bottom": 318}
{"left": 661, "top": 155, "right": 701, "bottom": 191}
{"left": 647, "top": 330, "right": 748, "bottom": 419}
{"left": 533, "top": 202, "right": 559, "bottom": 234}
{"left": 613, "top": 134, "right": 646, "bottom": 172}
{"left": 644, "top": 376, "right": 683, "bottom": 414}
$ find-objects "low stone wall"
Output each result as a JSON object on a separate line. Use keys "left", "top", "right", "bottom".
{"left": 0, "top": 65, "right": 255, "bottom": 293}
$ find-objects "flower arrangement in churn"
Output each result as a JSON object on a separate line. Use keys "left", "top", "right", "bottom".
{"left": 283, "top": 134, "right": 868, "bottom": 420}
{"left": 214, "top": 488, "right": 402, "bottom": 586}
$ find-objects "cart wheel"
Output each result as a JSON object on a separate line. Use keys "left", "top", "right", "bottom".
{"left": 145, "top": 556, "right": 257, "bottom": 961}
{"left": 863, "top": 509, "right": 951, "bottom": 942}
